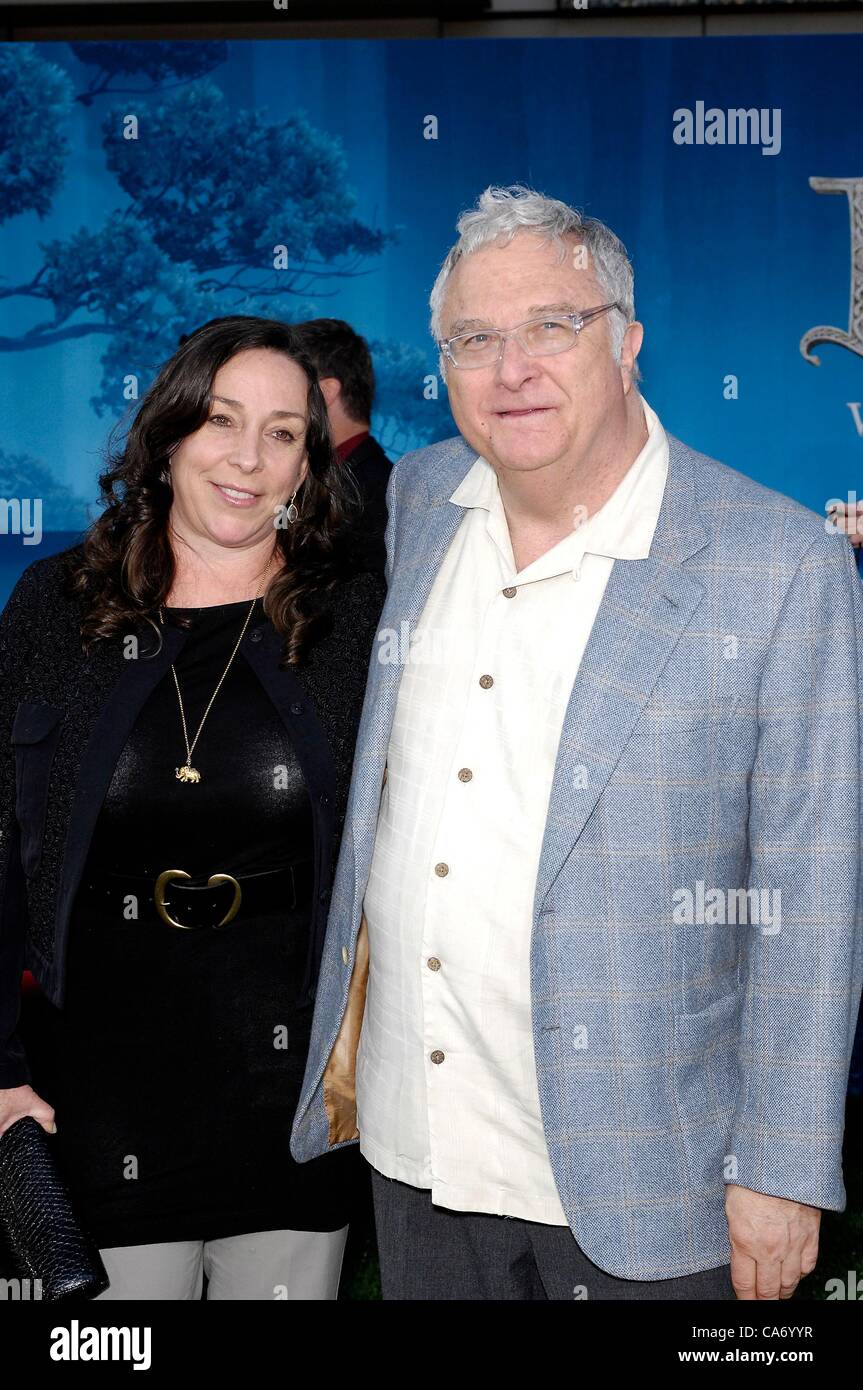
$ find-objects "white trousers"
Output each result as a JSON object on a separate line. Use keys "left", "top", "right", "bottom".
{"left": 93, "top": 1225, "right": 349, "bottom": 1300}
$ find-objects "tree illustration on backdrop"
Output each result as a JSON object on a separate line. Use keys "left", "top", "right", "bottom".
{"left": 1, "top": 40, "right": 452, "bottom": 464}
{"left": 69, "top": 40, "right": 229, "bottom": 106}
{"left": 0, "top": 44, "right": 454, "bottom": 536}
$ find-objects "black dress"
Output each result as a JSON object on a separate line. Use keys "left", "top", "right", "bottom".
{"left": 36, "top": 597, "right": 358, "bottom": 1248}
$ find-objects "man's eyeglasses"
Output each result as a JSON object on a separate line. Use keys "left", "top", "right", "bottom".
{"left": 438, "top": 302, "right": 621, "bottom": 370}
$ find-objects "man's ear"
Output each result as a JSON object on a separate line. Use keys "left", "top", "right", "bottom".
{"left": 620, "top": 321, "right": 643, "bottom": 393}
{"left": 318, "top": 376, "right": 342, "bottom": 408}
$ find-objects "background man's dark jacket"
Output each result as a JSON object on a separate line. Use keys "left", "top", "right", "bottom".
{"left": 340, "top": 433, "right": 391, "bottom": 575}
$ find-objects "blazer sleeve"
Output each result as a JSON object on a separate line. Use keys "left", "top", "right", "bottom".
{"left": 727, "top": 530, "right": 863, "bottom": 1210}
{"left": 0, "top": 563, "right": 41, "bottom": 1089}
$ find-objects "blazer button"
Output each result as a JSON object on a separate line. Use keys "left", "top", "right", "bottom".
{"left": 479, "top": 674, "right": 494, "bottom": 689}
{"left": 430, "top": 1050, "right": 445, "bottom": 1064}
{"left": 434, "top": 862, "right": 449, "bottom": 877}
{"left": 250, "top": 628, "right": 263, "bottom": 642}
{"left": 290, "top": 702, "right": 304, "bottom": 715}
{"left": 502, "top": 586, "right": 517, "bottom": 598}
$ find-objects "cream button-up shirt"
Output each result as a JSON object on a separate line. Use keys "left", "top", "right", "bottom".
{"left": 356, "top": 396, "right": 669, "bottom": 1223}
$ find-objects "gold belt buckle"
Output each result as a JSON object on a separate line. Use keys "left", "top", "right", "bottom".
{"left": 154, "top": 869, "right": 243, "bottom": 930}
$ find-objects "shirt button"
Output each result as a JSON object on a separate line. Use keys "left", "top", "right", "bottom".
{"left": 430, "top": 1050, "right": 445, "bottom": 1064}
{"left": 427, "top": 957, "right": 442, "bottom": 971}
{"left": 502, "top": 586, "right": 517, "bottom": 598}
{"left": 250, "top": 629, "right": 263, "bottom": 642}
{"left": 434, "top": 862, "right": 449, "bottom": 877}
{"left": 479, "top": 674, "right": 494, "bottom": 689}
{"left": 457, "top": 768, "right": 472, "bottom": 782}
{"left": 341, "top": 946, "right": 349, "bottom": 965}
{"left": 290, "top": 702, "right": 304, "bottom": 715}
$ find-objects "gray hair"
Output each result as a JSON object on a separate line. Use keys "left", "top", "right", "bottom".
{"left": 429, "top": 184, "right": 641, "bottom": 382}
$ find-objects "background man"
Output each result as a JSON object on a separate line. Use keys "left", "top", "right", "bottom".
{"left": 294, "top": 318, "right": 391, "bottom": 573}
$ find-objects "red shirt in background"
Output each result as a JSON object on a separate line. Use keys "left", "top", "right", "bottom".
{"left": 336, "top": 430, "right": 369, "bottom": 461}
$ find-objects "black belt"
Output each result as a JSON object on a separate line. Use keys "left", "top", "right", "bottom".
{"left": 77, "top": 861, "right": 315, "bottom": 930}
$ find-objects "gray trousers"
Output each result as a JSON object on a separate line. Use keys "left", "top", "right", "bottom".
{"left": 370, "top": 1167, "right": 736, "bottom": 1300}
{"left": 93, "top": 1225, "right": 349, "bottom": 1300}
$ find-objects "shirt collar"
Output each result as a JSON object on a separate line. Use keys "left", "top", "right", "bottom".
{"left": 336, "top": 430, "right": 370, "bottom": 461}
{"left": 448, "top": 395, "right": 669, "bottom": 582}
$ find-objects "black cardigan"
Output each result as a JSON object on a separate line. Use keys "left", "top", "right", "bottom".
{"left": 0, "top": 546, "right": 386, "bottom": 1089}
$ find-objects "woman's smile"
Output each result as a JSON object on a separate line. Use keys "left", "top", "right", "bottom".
{"left": 211, "top": 480, "right": 261, "bottom": 508}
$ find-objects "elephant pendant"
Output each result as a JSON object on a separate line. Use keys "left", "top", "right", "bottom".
{"left": 175, "top": 764, "right": 201, "bottom": 784}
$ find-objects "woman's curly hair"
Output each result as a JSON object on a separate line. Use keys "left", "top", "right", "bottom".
{"left": 62, "top": 315, "right": 363, "bottom": 667}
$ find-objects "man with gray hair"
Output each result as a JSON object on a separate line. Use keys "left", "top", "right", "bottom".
{"left": 292, "top": 184, "right": 863, "bottom": 1301}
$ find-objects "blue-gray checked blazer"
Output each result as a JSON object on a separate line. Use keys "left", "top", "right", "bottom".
{"left": 291, "top": 427, "right": 863, "bottom": 1281}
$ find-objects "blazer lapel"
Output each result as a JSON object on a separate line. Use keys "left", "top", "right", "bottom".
{"left": 347, "top": 438, "right": 477, "bottom": 897}
{"left": 532, "top": 434, "right": 710, "bottom": 914}
{"left": 350, "top": 444, "right": 475, "bottom": 817}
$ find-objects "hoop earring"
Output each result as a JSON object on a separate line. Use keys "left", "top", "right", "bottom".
{"left": 286, "top": 488, "right": 299, "bottom": 524}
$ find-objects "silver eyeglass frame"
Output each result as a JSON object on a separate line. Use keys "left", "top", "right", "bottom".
{"left": 438, "top": 301, "right": 622, "bottom": 369}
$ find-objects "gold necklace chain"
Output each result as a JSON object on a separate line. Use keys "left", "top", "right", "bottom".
{"left": 158, "top": 593, "right": 261, "bottom": 785}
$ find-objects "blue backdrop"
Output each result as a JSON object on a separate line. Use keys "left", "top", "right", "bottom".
{"left": 1, "top": 34, "right": 862, "bottom": 602}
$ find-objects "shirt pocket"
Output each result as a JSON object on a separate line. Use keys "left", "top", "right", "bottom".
{"left": 10, "top": 700, "right": 66, "bottom": 878}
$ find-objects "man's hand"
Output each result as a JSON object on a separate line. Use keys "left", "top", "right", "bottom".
{"left": 725, "top": 1183, "right": 820, "bottom": 1299}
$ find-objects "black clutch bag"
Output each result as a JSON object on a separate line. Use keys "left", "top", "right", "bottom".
{"left": 0, "top": 1115, "right": 109, "bottom": 1301}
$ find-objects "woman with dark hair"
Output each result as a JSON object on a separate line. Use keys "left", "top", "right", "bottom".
{"left": 0, "top": 316, "right": 387, "bottom": 1298}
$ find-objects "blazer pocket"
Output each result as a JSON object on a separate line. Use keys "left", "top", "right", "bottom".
{"left": 10, "top": 700, "right": 65, "bottom": 878}
{"left": 674, "top": 987, "right": 741, "bottom": 1053}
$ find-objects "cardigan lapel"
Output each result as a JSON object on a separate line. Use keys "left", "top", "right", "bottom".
{"left": 52, "top": 620, "right": 194, "bottom": 997}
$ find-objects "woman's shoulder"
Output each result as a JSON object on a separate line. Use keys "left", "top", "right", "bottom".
{"left": 307, "top": 562, "right": 387, "bottom": 623}
{"left": 292, "top": 566, "right": 385, "bottom": 681}
{"left": 2, "top": 542, "right": 84, "bottom": 617}
{"left": 336, "top": 565, "right": 388, "bottom": 608}
{"left": 0, "top": 545, "right": 88, "bottom": 682}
